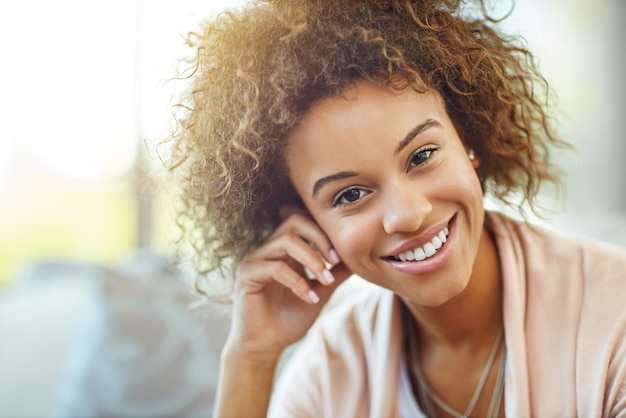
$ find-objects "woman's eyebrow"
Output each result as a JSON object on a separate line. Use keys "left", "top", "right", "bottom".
{"left": 394, "top": 118, "right": 441, "bottom": 156}
{"left": 312, "top": 171, "right": 358, "bottom": 198}
{"left": 311, "top": 119, "right": 441, "bottom": 198}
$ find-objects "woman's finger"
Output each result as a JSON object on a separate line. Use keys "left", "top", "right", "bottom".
{"left": 248, "top": 232, "right": 336, "bottom": 286}
{"left": 308, "top": 261, "right": 353, "bottom": 303}
{"left": 236, "top": 258, "right": 321, "bottom": 304}
{"left": 272, "top": 209, "right": 341, "bottom": 268}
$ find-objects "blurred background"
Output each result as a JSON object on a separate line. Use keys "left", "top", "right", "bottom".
{"left": 0, "top": 0, "right": 624, "bottom": 417}
{"left": 0, "top": 0, "right": 246, "bottom": 288}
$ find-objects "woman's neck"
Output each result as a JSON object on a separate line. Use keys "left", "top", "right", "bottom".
{"left": 402, "top": 226, "right": 502, "bottom": 349}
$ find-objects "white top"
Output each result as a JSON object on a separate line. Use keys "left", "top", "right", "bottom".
{"left": 398, "top": 355, "right": 427, "bottom": 418}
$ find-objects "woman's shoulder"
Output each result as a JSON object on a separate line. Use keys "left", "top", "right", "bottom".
{"left": 487, "top": 211, "right": 626, "bottom": 415}
{"left": 312, "top": 278, "right": 396, "bottom": 340}
{"left": 269, "top": 280, "right": 402, "bottom": 417}
{"left": 488, "top": 210, "right": 626, "bottom": 332}
{"left": 282, "top": 278, "right": 402, "bottom": 369}
{"left": 487, "top": 210, "right": 626, "bottom": 279}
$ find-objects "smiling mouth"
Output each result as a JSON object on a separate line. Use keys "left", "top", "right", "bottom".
{"left": 391, "top": 224, "right": 450, "bottom": 262}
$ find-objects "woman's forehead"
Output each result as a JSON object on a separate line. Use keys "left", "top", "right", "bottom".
{"left": 287, "top": 81, "right": 446, "bottom": 142}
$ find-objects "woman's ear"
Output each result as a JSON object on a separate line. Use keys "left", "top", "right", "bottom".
{"left": 450, "top": 117, "right": 480, "bottom": 169}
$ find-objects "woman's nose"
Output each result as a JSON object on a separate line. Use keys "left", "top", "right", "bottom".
{"left": 382, "top": 185, "right": 432, "bottom": 235}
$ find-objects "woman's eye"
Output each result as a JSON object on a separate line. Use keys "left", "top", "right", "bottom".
{"left": 332, "top": 188, "right": 367, "bottom": 207}
{"left": 408, "top": 147, "right": 438, "bottom": 169}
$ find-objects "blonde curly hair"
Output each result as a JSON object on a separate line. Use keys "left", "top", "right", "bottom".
{"left": 166, "top": 0, "right": 569, "bottom": 301}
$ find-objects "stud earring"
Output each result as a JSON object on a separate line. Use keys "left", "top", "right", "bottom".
{"left": 468, "top": 149, "right": 476, "bottom": 161}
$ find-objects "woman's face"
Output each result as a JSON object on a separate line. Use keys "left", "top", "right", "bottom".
{"left": 286, "top": 80, "right": 488, "bottom": 307}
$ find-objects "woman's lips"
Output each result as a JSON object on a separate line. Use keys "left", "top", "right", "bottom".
{"left": 392, "top": 224, "right": 449, "bottom": 262}
{"left": 383, "top": 215, "right": 457, "bottom": 275}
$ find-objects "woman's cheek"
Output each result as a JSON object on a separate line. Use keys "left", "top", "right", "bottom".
{"left": 327, "top": 217, "right": 377, "bottom": 274}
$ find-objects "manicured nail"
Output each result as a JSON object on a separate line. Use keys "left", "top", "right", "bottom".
{"left": 322, "top": 269, "right": 335, "bottom": 285}
{"left": 329, "top": 249, "right": 341, "bottom": 265}
{"left": 308, "top": 290, "right": 320, "bottom": 304}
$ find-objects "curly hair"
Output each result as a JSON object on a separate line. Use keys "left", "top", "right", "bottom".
{"left": 166, "top": 0, "right": 569, "bottom": 301}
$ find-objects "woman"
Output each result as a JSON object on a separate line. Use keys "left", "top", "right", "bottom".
{"left": 167, "top": 0, "right": 626, "bottom": 416}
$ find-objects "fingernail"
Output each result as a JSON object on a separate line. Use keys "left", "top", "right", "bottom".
{"left": 308, "top": 290, "right": 320, "bottom": 304}
{"left": 329, "top": 249, "right": 341, "bottom": 265}
{"left": 322, "top": 269, "right": 335, "bottom": 285}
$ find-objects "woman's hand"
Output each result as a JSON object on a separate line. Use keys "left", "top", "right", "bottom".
{"left": 213, "top": 207, "right": 351, "bottom": 417}
{"left": 226, "top": 206, "right": 352, "bottom": 359}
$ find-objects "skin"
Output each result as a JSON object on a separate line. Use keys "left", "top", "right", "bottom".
{"left": 287, "top": 81, "right": 487, "bottom": 308}
{"left": 214, "top": 80, "right": 504, "bottom": 417}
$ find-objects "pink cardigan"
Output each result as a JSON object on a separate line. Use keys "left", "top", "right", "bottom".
{"left": 269, "top": 212, "right": 626, "bottom": 417}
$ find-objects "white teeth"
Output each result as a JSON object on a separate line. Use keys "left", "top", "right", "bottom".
{"left": 393, "top": 223, "right": 450, "bottom": 262}
{"left": 414, "top": 248, "right": 426, "bottom": 261}
{"left": 424, "top": 243, "right": 436, "bottom": 257}
{"left": 406, "top": 250, "right": 415, "bottom": 261}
